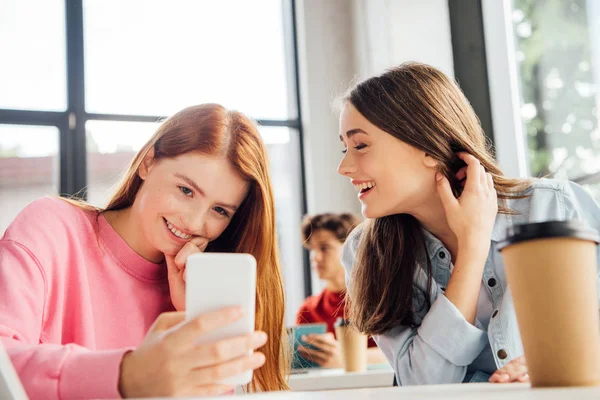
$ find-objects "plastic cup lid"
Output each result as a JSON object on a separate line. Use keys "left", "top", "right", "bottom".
{"left": 498, "top": 220, "right": 600, "bottom": 251}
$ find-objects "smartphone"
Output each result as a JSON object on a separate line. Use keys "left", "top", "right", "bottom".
{"left": 291, "top": 323, "right": 327, "bottom": 370}
{"left": 186, "top": 253, "right": 257, "bottom": 386}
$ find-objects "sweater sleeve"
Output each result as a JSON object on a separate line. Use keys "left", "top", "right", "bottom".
{"left": 0, "top": 239, "right": 129, "bottom": 400}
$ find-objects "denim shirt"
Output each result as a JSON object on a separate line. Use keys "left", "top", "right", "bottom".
{"left": 341, "top": 179, "right": 600, "bottom": 386}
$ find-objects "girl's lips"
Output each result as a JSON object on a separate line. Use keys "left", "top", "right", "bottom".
{"left": 358, "top": 185, "right": 374, "bottom": 199}
{"left": 163, "top": 218, "right": 192, "bottom": 243}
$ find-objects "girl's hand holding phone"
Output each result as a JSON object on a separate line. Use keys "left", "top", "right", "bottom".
{"left": 165, "top": 237, "right": 209, "bottom": 311}
{"left": 298, "top": 333, "right": 342, "bottom": 368}
{"left": 118, "top": 309, "right": 267, "bottom": 398}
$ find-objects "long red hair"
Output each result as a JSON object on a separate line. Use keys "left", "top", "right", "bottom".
{"left": 69, "top": 104, "right": 289, "bottom": 391}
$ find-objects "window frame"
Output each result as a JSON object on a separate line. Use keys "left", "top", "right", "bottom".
{"left": 0, "top": 0, "right": 312, "bottom": 296}
{"left": 479, "top": 0, "right": 600, "bottom": 186}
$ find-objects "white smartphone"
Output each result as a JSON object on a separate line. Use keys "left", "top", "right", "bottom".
{"left": 185, "top": 252, "right": 257, "bottom": 386}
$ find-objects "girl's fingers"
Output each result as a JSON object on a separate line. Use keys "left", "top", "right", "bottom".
{"left": 173, "top": 237, "right": 209, "bottom": 269}
{"left": 188, "top": 331, "right": 267, "bottom": 368}
{"left": 487, "top": 172, "right": 494, "bottom": 191}
{"left": 165, "top": 307, "right": 243, "bottom": 346}
{"left": 489, "top": 359, "right": 528, "bottom": 383}
{"left": 174, "top": 242, "right": 202, "bottom": 269}
{"left": 455, "top": 152, "right": 481, "bottom": 188}
{"left": 298, "top": 346, "right": 328, "bottom": 364}
{"left": 189, "top": 352, "right": 265, "bottom": 385}
{"left": 303, "top": 334, "right": 336, "bottom": 352}
{"left": 455, "top": 166, "right": 467, "bottom": 181}
{"left": 190, "top": 236, "right": 209, "bottom": 251}
{"left": 479, "top": 165, "right": 487, "bottom": 187}
{"left": 491, "top": 373, "right": 510, "bottom": 383}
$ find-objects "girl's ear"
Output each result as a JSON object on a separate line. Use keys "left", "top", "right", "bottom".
{"left": 423, "top": 153, "right": 439, "bottom": 168}
{"left": 138, "top": 148, "right": 156, "bottom": 180}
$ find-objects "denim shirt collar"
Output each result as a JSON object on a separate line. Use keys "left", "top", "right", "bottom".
{"left": 421, "top": 212, "right": 510, "bottom": 259}
{"left": 421, "top": 228, "right": 446, "bottom": 261}
{"left": 491, "top": 213, "right": 510, "bottom": 242}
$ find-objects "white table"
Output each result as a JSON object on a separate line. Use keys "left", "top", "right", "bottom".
{"left": 225, "top": 382, "right": 600, "bottom": 399}
{"left": 288, "top": 368, "right": 394, "bottom": 391}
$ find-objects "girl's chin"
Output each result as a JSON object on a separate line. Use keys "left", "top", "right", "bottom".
{"left": 317, "top": 272, "right": 331, "bottom": 280}
{"left": 154, "top": 241, "right": 181, "bottom": 258}
{"left": 361, "top": 204, "right": 393, "bottom": 219}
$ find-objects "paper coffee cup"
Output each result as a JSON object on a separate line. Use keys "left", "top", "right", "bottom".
{"left": 334, "top": 318, "right": 367, "bottom": 373}
{"left": 498, "top": 220, "right": 600, "bottom": 387}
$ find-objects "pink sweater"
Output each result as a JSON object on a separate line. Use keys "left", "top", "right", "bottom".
{"left": 0, "top": 198, "right": 174, "bottom": 399}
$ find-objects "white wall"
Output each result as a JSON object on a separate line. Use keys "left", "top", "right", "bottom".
{"left": 295, "top": 0, "right": 361, "bottom": 217}
{"left": 353, "top": 0, "right": 454, "bottom": 80}
{"left": 482, "top": 0, "right": 529, "bottom": 178}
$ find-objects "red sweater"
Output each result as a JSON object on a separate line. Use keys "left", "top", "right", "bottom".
{"left": 296, "top": 289, "right": 376, "bottom": 347}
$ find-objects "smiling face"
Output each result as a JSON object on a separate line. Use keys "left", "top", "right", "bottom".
{"left": 304, "top": 229, "right": 345, "bottom": 282}
{"left": 337, "top": 102, "right": 439, "bottom": 219}
{"left": 134, "top": 150, "right": 250, "bottom": 260}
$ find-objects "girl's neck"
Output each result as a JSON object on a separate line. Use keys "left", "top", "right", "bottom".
{"left": 103, "top": 207, "right": 163, "bottom": 263}
{"left": 411, "top": 196, "right": 459, "bottom": 261}
{"left": 325, "top": 272, "right": 347, "bottom": 293}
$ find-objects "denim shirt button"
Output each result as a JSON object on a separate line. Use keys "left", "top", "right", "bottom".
{"left": 488, "top": 278, "right": 497, "bottom": 287}
{"left": 497, "top": 349, "right": 508, "bottom": 359}
{"left": 492, "top": 309, "right": 499, "bottom": 318}
{"left": 438, "top": 251, "right": 446, "bottom": 259}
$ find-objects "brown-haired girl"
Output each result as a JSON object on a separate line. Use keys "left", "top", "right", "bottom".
{"left": 338, "top": 63, "right": 600, "bottom": 385}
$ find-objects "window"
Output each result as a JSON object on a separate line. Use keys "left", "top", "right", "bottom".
{"left": 85, "top": 120, "right": 159, "bottom": 207}
{"left": 0, "top": 0, "right": 308, "bottom": 319}
{"left": 0, "top": 0, "right": 67, "bottom": 111}
{"left": 0, "top": 125, "right": 60, "bottom": 231}
{"left": 510, "top": 0, "right": 600, "bottom": 198}
{"left": 83, "top": 0, "right": 291, "bottom": 120}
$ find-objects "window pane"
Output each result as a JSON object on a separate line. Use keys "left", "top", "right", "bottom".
{"left": 0, "top": 125, "right": 60, "bottom": 233}
{"left": 0, "top": 0, "right": 67, "bottom": 111}
{"left": 511, "top": 0, "right": 600, "bottom": 196}
{"left": 261, "top": 127, "right": 304, "bottom": 326}
{"left": 83, "top": 0, "right": 290, "bottom": 119}
{"left": 86, "top": 120, "right": 159, "bottom": 207}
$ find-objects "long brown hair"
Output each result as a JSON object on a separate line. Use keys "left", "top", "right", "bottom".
{"left": 66, "top": 104, "right": 288, "bottom": 391}
{"left": 345, "top": 62, "right": 530, "bottom": 335}
{"left": 301, "top": 213, "right": 361, "bottom": 244}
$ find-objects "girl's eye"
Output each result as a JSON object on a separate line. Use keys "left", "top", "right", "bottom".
{"left": 214, "top": 207, "right": 230, "bottom": 218}
{"left": 342, "top": 144, "right": 366, "bottom": 154}
{"left": 179, "top": 186, "right": 193, "bottom": 196}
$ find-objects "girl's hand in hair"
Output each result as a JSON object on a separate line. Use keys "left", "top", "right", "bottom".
{"left": 436, "top": 152, "right": 498, "bottom": 257}
{"left": 119, "top": 309, "right": 267, "bottom": 398}
{"left": 165, "top": 237, "right": 209, "bottom": 311}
